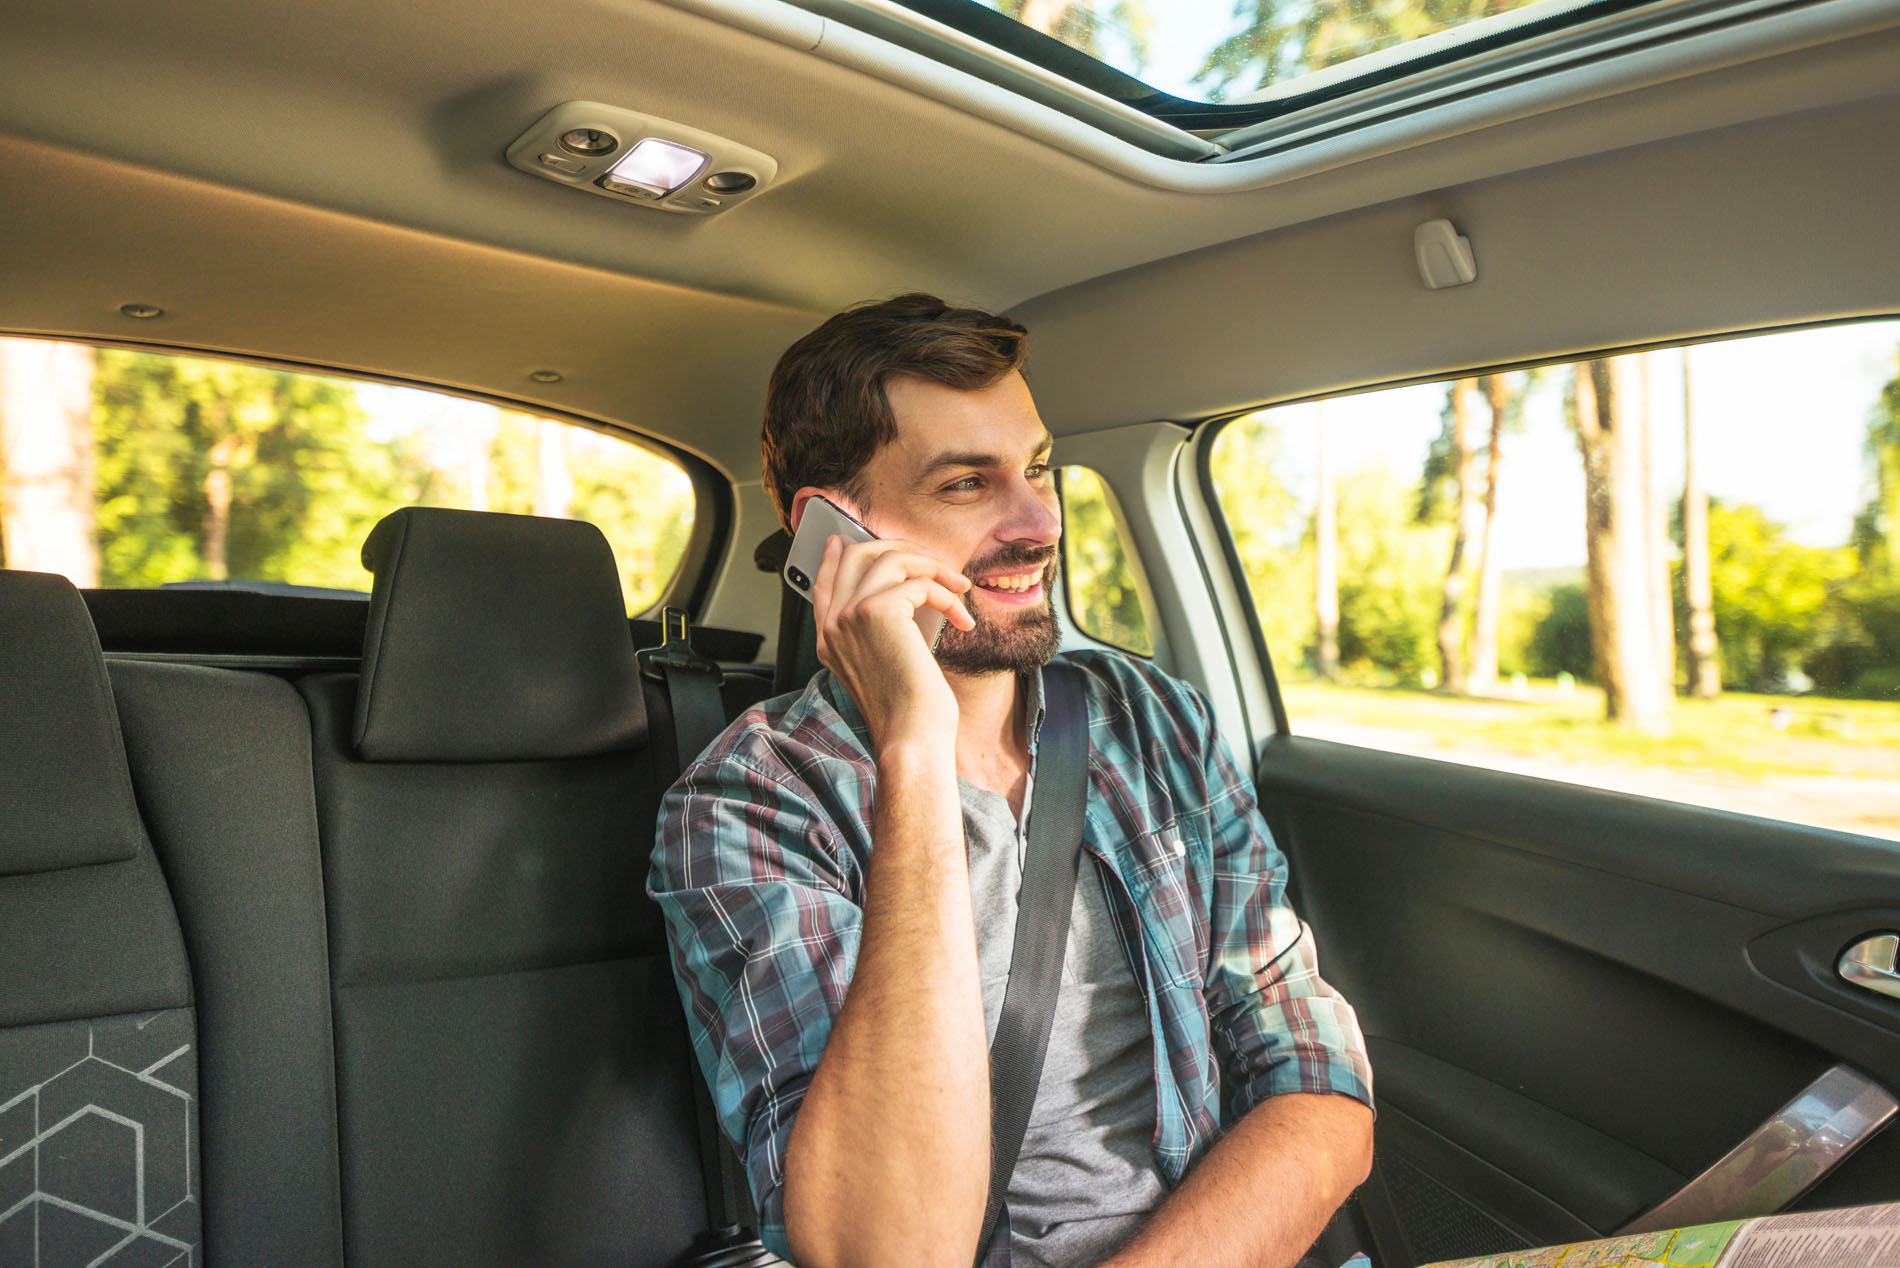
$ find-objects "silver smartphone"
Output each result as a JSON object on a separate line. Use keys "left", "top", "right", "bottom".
{"left": 784, "top": 495, "right": 948, "bottom": 650}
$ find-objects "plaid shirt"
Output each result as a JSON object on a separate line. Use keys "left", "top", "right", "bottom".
{"left": 649, "top": 649, "right": 1372, "bottom": 1264}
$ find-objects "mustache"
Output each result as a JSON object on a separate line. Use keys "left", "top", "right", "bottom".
{"left": 965, "top": 543, "right": 1059, "bottom": 575}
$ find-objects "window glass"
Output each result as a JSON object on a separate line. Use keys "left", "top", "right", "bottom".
{"left": 1210, "top": 321, "right": 1900, "bottom": 843}
{"left": 1060, "top": 465, "right": 1155, "bottom": 656}
{"left": 0, "top": 340, "right": 695, "bottom": 612}
{"left": 908, "top": 0, "right": 1593, "bottom": 106}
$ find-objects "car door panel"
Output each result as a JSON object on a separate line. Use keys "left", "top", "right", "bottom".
{"left": 1253, "top": 736, "right": 1900, "bottom": 1265}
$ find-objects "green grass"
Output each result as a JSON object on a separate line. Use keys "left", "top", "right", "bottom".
{"left": 1277, "top": 678, "right": 1900, "bottom": 780}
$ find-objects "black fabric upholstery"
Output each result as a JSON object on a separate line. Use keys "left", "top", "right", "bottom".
{"left": 0, "top": 570, "right": 145, "bottom": 875}
{"left": 354, "top": 508, "right": 647, "bottom": 761}
{"left": 0, "top": 571, "right": 201, "bottom": 1263}
{"left": 110, "top": 660, "right": 347, "bottom": 1267}
{"left": 85, "top": 587, "right": 371, "bottom": 656}
{"left": 304, "top": 674, "right": 666, "bottom": 983}
{"left": 0, "top": 1009, "right": 202, "bottom": 1263}
{"left": 300, "top": 672, "right": 706, "bottom": 1266}
{"left": 0, "top": 857, "right": 194, "bottom": 1029}
{"left": 754, "top": 530, "right": 823, "bottom": 695}
{"left": 83, "top": 585, "right": 768, "bottom": 664}
{"left": 331, "top": 960, "right": 703, "bottom": 1268}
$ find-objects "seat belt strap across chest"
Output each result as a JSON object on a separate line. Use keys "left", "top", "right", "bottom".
{"left": 976, "top": 660, "right": 1091, "bottom": 1265}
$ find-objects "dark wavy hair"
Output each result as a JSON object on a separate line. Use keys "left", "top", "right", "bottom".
{"left": 760, "top": 293, "right": 1029, "bottom": 527}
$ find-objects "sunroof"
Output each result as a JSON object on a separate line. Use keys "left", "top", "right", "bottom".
{"left": 886, "top": 0, "right": 1640, "bottom": 123}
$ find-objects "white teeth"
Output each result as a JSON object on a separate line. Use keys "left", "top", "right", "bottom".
{"left": 981, "top": 573, "right": 1038, "bottom": 592}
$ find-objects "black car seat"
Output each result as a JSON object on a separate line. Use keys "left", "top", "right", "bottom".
{"left": 0, "top": 570, "right": 203, "bottom": 1265}
{"left": 294, "top": 508, "right": 706, "bottom": 1268}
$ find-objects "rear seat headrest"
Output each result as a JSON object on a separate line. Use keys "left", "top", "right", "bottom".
{"left": 0, "top": 570, "right": 145, "bottom": 875}
{"left": 354, "top": 508, "right": 647, "bottom": 762}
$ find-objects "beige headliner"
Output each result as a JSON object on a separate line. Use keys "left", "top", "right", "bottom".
{"left": 1, "top": 0, "right": 1897, "bottom": 479}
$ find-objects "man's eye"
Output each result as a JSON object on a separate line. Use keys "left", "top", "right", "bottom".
{"left": 1027, "top": 463, "right": 1050, "bottom": 479}
{"left": 945, "top": 476, "right": 981, "bottom": 493}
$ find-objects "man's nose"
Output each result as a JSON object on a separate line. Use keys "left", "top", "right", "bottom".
{"left": 1001, "top": 476, "right": 1061, "bottom": 545}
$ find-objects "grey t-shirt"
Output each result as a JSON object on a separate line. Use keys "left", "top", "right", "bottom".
{"left": 961, "top": 777, "right": 1170, "bottom": 1268}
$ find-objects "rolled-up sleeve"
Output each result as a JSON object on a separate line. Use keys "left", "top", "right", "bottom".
{"left": 1197, "top": 710, "right": 1373, "bottom": 1122}
{"left": 648, "top": 739, "right": 862, "bottom": 1260}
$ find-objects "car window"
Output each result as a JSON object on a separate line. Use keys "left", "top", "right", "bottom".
{"left": 1209, "top": 319, "right": 1900, "bottom": 843}
{"left": 1060, "top": 465, "right": 1155, "bottom": 656}
{"left": 0, "top": 339, "right": 696, "bottom": 613}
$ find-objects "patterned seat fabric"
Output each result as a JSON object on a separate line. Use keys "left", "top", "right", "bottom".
{"left": 0, "top": 570, "right": 200, "bottom": 1267}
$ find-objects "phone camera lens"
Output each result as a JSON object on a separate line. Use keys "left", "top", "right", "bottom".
{"left": 787, "top": 567, "right": 810, "bottom": 590}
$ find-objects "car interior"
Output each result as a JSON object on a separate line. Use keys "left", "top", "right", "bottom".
{"left": 3, "top": 0, "right": 1899, "bottom": 1265}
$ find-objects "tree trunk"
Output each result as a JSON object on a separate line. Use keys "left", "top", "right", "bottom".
{"left": 203, "top": 426, "right": 241, "bottom": 581}
{"left": 1642, "top": 354, "right": 1677, "bottom": 694}
{"left": 0, "top": 340, "right": 99, "bottom": 584}
{"left": 534, "top": 417, "right": 572, "bottom": 519}
{"left": 1437, "top": 378, "right": 1480, "bottom": 693}
{"left": 1314, "top": 402, "right": 1339, "bottom": 681}
{"left": 1467, "top": 374, "right": 1510, "bottom": 694}
{"left": 465, "top": 409, "right": 496, "bottom": 512}
{"left": 1680, "top": 348, "right": 1721, "bottom": 697}
{"left": 1573, "top": 359, "right": 1671, "bottom": 734}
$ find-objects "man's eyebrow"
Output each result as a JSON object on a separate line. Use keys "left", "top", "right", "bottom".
{"left": 915, "top": 432, "right": 1055, "bottom": 481}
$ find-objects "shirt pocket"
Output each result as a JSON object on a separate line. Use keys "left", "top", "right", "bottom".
{"left": 1124, "top": 821, "right": 1207, "bottom": 990}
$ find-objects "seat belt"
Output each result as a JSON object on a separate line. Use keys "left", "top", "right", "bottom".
{"left": 640, "top": 608, "right": 784, "bottom": 1268}
{"left": 975, "top": 660, "right": 1091, "bottom": 1266}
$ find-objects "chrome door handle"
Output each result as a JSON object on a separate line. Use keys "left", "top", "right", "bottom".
{"left": 1839, "top": 934, "right": 1900, "bottom": 1001}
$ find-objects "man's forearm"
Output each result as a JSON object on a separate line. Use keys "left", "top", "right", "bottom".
{"left": 1103, "top": 1093, "right": 1375, "bottom": 1268}
{"left": 782, "top": 741, "right": 990, "bottom": 1268}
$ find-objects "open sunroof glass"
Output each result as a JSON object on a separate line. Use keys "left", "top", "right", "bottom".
{"left": 887, "top": 0, "right": 1653, "bottom": 130}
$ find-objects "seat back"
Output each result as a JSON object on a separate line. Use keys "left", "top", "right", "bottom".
{"left": 109, "top": 656, "right": 346, "bottom": 1266}
{"left": 297, "top": 509, "right": 705, "bottom": 1268}
{"left": 0, "top": 570, "right": 201, "bottom": 1265}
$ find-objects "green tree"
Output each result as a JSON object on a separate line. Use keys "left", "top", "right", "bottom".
{"left": 1525, "top": 582, "right": 1593, "bottom": 680}
{"left": 91, "top": 349, "right": 428, "bottom": 588}
{"left": 1853, "top": 346, "right": 1900, "bottom": 574}
{"left": 1335, "top": 464, "right": 1451, "bottom": 683}
{"left": 1468, "top": 371, "right": 1531, "bottom": 693}
{"left": 1059, "top": 466, "right": 1152, "bottom": 654}
{"left": 1197, "top": 0, "right": 1541, "bottom": 102}
{"left": 1707, "top": 500, "right": 1856, "bottom": 691}
{"left": 1209, "top": 412, "right": 1312, "bottom": 670}
{"left": 995, "top": 1, "right": 1153, "bottom": 69}
{"left": 1418, "top": 378, "right": 1482, "bottom": 692}
{"left": 567, "top": 425, "right": 696, "bottom": 613}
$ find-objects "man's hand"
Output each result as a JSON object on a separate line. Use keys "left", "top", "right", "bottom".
{"left": 1102, "top": 1093, "right": 1374, "bottom": 1268}
{"left": 781, "top": 531, "right": 988, "bottom": 1268}
{"left": 810, "top": 532, "right": 974, "bottom": 751}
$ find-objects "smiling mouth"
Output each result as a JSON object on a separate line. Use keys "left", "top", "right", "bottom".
{"left": 976, "top": 570, "right": 1043, "bottom": 593}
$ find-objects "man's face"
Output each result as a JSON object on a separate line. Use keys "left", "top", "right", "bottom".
{"left": 813, "top": 370, "right": 1062, "bottom": 677}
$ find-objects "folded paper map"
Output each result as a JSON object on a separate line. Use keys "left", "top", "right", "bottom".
{"left": 1424, "top": 1200, "right": 1900, "bottom": 1268}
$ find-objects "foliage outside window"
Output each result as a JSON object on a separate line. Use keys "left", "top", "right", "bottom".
{"left": 1210, "top": 321, "right": 1900, "bottom": 843}
{"left": 979, "top": 0, "right": 1558, "bottom": 104}
{"left": 0, "top": 341, "right": 695, "bottom": 612}
{"left": 1061, "top": 465, "right": 1154, "bottom": 656}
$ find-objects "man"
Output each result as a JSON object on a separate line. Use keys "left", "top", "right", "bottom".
{"left": 649, "top": 294, "right": 1373, "bottom": 1268}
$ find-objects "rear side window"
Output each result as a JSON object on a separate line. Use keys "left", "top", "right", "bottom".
{"left": 0, "top": 340, "right": 696, "bottom": 612}
{"left": 1060, "top": 465, "right": 1156, "bottom": 656}
{"left": 1209, "top": 320, "right": 1900, "bottom": 843}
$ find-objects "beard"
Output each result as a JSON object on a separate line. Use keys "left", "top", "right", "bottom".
{"left": 934, "top": 544, "right": 1061, "bottom": 676}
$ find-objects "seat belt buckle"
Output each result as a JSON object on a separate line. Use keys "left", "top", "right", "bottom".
{"left": 638, "top": 606, "right": 723, "bottom": 682}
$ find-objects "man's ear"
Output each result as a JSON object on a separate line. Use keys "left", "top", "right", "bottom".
{"left": 788, "top": 487, "right": 827, "bottom": 534}
{"left": 790, "top": 486, "right": 863, "bottom": 533}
